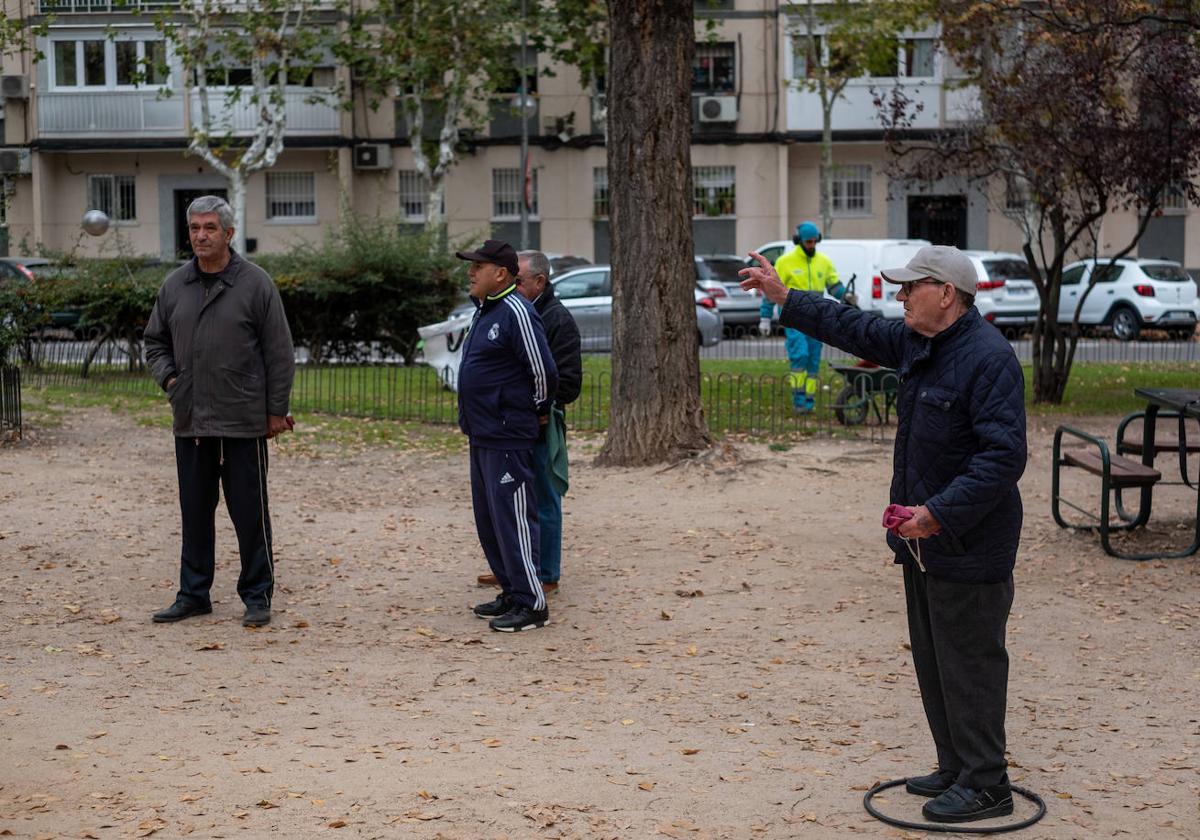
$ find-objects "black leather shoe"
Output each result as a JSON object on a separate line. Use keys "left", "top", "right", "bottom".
{"left": 905, "top": 768, "right": 958, "bottom": 797}
{"left": 922, "top": 782, "right": 1014, "bottom": 823}
{"left": 242, "top": 605, "right": 271, "bottom": 627}
{"left": 152, "top": 601, "right": 212, "bottom": 623}
{"left": 473, "top": 593, "right": 514, "bottom": 619}
{"left": 489, "top": 605, "right": 549, "bottom": 632}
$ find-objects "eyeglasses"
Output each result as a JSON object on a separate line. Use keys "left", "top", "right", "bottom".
{"left": 896, "top": 279, "right": 944, "bottom": 296}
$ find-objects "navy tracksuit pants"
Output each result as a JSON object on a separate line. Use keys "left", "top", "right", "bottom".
{"left": 469, "top": 445, "right": 546, "bottom": 611}
{"left": 174, "top": 436, "right": 275, "bottom": 609}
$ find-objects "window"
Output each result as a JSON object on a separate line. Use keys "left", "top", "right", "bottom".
{"left": 793, "top": 35, "right": 822, "bottom": 79}
{"left": 693, "top": 165, "right": 735, "bottom": 217}
{"left": 52, "top": 39, "right": 168, "bottom": 88}
{"left": 492, "top": 167, "right": 538, "bottom": 219}
{"left": 266, "top": 172, "right": 316, "bottom": 220}
{"left": 1091, "top": 264, "right": 1125, "bottom": 284}
{"left": 693, "top": 42, "right": 735, "bottom": 93}
{"left": 495, "top": 49, "right": 538, "bottom": 95}
{"left": 88, "top": 174, "right": 136, "bottom": 222}
{"left": 0, "top": 178, "right": 9, "bottom": 228}
{"left": 1004, "top": 173, "right": 1028, "bottom": 210}
{"left": 1162, "top": 183, "right": 1189, "bottom": 213}
{"left": 554, "top": 270, "right": 609, "bottom": 300}
{"left": 116, "top": 40, "right": 168, "bottom": 86}
{"left": 901, "top": 38, "right": 935, "bottom": 78}
{"left": 593, "top": 167, "right": 609, "bottom": 218}
{"left": 1060, "top": 265, "right": 1086, "bottom": 286}
{"left": 832, "top": 164, "right": 871, "bottom": 215}
{"left": 398, "top": 169, "right": 439, "bottom": 222}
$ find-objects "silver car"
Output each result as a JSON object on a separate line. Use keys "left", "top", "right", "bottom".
{"left": 695, "top": 255, "right": 762, "bottom": 328}
{"left": 552, "top": 265, "right": 723, "bottom": 351}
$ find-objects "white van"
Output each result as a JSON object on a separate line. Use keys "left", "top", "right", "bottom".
{"left": 751, "top": 238, "right": 932, "bottom": 319}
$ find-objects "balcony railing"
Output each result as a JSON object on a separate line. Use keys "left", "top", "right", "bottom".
{"left": 37, "top": 0, "right": 179, "bottom": 13}
{"left": 38, "top": 90, "right": 186, "bottom": 137}
{"left": 36, "top": 88, "right": 340, "bottom": 138}
{"left": 191, "top": 89, "right": 340, "bottom": 136}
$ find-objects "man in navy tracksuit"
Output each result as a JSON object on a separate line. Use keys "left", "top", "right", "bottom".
{"left": 455, "top": 240, "right": 559, "bottom": 632}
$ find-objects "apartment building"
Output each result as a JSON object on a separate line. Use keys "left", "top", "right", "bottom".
{"left": 1, "top": 0, "right": 1195, "bottom": 270}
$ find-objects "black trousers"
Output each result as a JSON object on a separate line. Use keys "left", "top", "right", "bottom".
{"left": 174, "top": 436, "right": 274, "bottom": 609}
{"left": 903, "top": 564, "right": 1014, "bottom": 790}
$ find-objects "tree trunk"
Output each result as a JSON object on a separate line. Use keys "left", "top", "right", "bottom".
{"left": 229, "top": 171, "right": 248, "bottom": 256}
{"left": 597, "top": 0, "right": 711, "bottom": 466}
{"left": 820, "top": 105, "right": 834, "bottom": 235}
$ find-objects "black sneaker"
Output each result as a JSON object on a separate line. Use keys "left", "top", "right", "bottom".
{"left": 242, "top": 605, "right": 271, "bottom": 627}
{"left": 922, "top": 782, "right": 1014, "bottom": 823}
{"left": 473, "top": 593, "right": 514, "bottom": 619}
{"left": 905, "top": 768, "right": 958, "bottom": 797}
{"left": 488, "top": 605, "right": 549, "bottom": 632}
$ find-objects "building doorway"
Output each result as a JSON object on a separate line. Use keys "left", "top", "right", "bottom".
{"left": 174, "top": 189, "right": 227, "bottom": 259}
{"left": 907, "top": 195, "right": 968, "bottom": 247}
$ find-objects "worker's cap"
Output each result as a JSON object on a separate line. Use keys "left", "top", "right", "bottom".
{"left": 881, "top": 245, "right": 979, "bottom": 295}
{"left": 455, "top": 239, "right": 519, "bottom": 277}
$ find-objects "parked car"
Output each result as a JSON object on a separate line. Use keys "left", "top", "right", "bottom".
{"left": 750, "top": 238, "right": 932, "bottom": 319}
{"left": 694, "top": 255, "right": 761, "bottom": 330}
{"left": 1057, "top": 257, "right": 1200, "bottom": 341}
{"left": 421, "top": 266, "right": 722, "bottom": 390}
{"left": 0, "top": 256, "right": 50, "bottom": 285}
{"left": 965, "top": 251, "right": 1039, "bottom": 336}
{"left": 544, "top": 253, "right": 592, "bottom": 277}
{"left": 552, "top": 265, "right": 723, "bottom": 351}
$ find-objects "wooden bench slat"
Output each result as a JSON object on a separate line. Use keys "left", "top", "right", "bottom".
{"left": 1120, "top": 436, "right": 1200, "bottom": 455}
{"left": 1062, "top": 449, "right": 1161, "bottom": 487}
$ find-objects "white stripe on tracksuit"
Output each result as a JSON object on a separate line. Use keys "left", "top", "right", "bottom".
{"left": 255, "top": 438, "right": 275, "bottom": 607}
{"left": 504, "top": 296, "right": 548, "bottom": 406}
{"left": 513, "top": 482, "right": 545, "bottom": 611}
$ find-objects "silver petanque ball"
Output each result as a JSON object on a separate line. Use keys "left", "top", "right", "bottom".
{"left": 82, "top": 209, "right": 110, "bottom": 236}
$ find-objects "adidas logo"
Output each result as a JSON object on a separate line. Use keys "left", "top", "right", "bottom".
{"left": 499, "top": 472, "right": 515, "bottom": 484}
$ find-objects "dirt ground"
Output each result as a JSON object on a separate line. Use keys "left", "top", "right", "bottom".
{"left": 0, "top": 407, "right": 1197, "bottom": 840}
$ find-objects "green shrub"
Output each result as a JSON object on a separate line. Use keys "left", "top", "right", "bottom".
{"left": 261, "top": 221, "right": 464, "bottom": 363}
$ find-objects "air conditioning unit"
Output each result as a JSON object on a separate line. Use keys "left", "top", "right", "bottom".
{"left": 0, "top": 148, "right": 32, "bottom": 176}
{"left": 1, "top": 75, "right": 29, "bottom": 100}
{"left": 352, "top": 143, "right": 393, "bottom": 170}
{"left": 698, "top": 95, "right": 737, "bottom": 123}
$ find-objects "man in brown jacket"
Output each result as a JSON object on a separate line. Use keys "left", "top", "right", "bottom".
{"left": 144, "top": 195, "right": 295, "bottom": 627}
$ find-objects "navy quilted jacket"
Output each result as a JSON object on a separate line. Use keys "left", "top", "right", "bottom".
{"left": 781, "top": 292, "right": 1027, "bottom": 583}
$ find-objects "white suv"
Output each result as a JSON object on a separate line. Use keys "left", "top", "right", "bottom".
{"left": 965, "top": 251, "right": 1040, "bottom": 336}
{"left": 1058, "top": 258, "right": 1200, "bottom": 341}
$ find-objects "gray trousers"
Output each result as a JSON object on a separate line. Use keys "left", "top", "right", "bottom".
{"left": 903, "top": 564, "right": 1014, "bottom": 790}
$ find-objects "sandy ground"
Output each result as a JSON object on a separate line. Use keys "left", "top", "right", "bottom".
{"left": 0, "top": 407, "right": 1198, "bottom": 840}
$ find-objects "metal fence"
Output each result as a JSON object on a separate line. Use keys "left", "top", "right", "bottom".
{"left": 8, "top": 329, "right": 1198, "bottom": 439}
{"left": 0, "top": 365, "right": 20, "bottom": 441}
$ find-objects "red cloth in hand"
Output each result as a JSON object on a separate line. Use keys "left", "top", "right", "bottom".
{"left": 881, "top": 504, "right": 914, "bottom": 536}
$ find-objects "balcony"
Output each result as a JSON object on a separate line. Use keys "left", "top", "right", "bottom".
{"left": 786, "top": 80, "right": 944, "bottom": 133}
{"left": 36, "top": 89, "right": 340, "bottom": 138}
{"left": 38, "top": 90, "right": 185, "bottom": 137}
{"left": 191, "top": 89, "right": 340, "bottom": 136}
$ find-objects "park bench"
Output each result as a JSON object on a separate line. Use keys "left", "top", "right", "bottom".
{"left": 1052, "top": 425, "right": 1162, "bottom": 560}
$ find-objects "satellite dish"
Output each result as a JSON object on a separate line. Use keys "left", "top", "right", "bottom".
{"left": 82, "top": 209, "right": 110, "bottom": 236}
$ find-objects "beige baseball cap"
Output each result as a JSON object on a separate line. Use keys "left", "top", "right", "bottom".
{"left": 881, "top": 245, "right": 979, "bottom": 295}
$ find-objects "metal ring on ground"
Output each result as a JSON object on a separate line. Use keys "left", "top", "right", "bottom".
{"left": 863, "top": 778, "right": 1047, "bottom": 834}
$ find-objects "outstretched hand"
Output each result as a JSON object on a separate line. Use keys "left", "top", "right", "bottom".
{"left": 739, "top": 252, "right": 790, "bottom": 307}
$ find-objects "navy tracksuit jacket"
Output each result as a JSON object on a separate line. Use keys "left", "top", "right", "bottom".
{"left": 458, "top": 285, "right": 558, "bottom": 610}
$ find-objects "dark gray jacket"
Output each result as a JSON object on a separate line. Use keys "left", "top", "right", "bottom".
{"left": 781, "top": 292, "right": 1026, "bottom": 583}
{"left": 145, "top": 252, "right": 295, "bottom": 438}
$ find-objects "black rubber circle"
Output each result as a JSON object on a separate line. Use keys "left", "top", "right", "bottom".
{"left": 863, "top": 778, "right": 1047, "bottom": 834}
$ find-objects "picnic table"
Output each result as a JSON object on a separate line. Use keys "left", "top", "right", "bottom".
{"left": 1052, "top": 387, "right": 1200, "bottom": 560}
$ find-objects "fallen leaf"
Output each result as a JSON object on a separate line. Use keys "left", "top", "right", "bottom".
{"left": 681, "top": 748, "right": 700, "bottom": 755}
{"left": 482, "top": 738, "right": 503, "bottom": 748}
{"left": 195, "top": 642, "right": 225, "bottom": 652}
{"left": 327, "top": 819, "right": 347, "bottom": 828}
{"left": 638, "top": 782, "right": 655, "bottom": 791}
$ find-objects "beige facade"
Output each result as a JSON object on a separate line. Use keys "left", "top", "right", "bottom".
{"left": 1, "top": 0, "right": 1195, "bottom": 271}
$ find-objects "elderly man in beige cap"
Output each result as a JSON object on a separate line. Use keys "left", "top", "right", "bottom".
{"left": 740, "top": 245, "right": 1027, "bottom": 825}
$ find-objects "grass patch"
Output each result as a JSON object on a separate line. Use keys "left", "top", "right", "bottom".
{"left": 18, "top": 360, "right": 1195, "bottom": 451}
